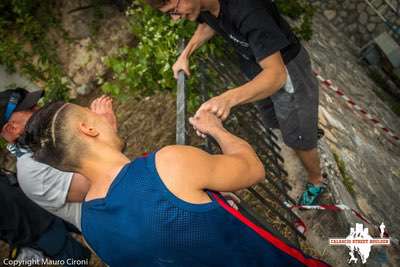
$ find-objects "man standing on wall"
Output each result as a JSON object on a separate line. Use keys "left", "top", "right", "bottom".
{"left": 146, "top": 0, "right": 325, "bottom": 205}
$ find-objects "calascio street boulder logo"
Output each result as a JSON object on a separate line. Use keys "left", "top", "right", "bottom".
{"left": 329, "top": 223, "right": 390, "bottom": 264}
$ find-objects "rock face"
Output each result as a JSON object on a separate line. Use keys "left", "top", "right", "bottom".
{"left": 310, "top": 0, "right": 400, "bottom": 47}
{"left": 281, "top": 13, "right": 400, "bottom": 266}
{"left": 52, "top": 0, "right": 133, "bottom": 97}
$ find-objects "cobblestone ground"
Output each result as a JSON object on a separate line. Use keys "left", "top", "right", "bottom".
{"left": 310, "top": 0, "right": 400, "bottom": 46}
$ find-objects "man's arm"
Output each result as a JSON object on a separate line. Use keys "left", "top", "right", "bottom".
{"left": 66, "top": 173, "right": 90, "bottom": 202}
{"left": 196, "top": 5, "right": 291, "bottom": 120}
{"left": 196, "top": 52, "right": 287, "bottom": 120}
{"left": 155, "top": 111, "right": 264, "bottom": 203}
{"left": 172, "top": 23, "right": 216, "bottom": 78}
{"left": 224, "top": 52, "right": 287, "bottom": 105}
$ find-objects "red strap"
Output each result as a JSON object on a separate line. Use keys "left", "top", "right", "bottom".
{"left": 211, "top": 192, "right": 331, "bottom": 267}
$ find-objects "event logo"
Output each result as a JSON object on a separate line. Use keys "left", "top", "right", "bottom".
{"left": 329, "top": 223, "right": 390, "bottom": 264}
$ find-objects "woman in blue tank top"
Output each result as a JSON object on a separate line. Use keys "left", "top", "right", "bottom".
{"left": 26, "top": 102, "right": 330, "bottom": 267}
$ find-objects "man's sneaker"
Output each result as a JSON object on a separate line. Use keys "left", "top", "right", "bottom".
{"left": 298, "top": 182, "right": 327, "bottom": 206}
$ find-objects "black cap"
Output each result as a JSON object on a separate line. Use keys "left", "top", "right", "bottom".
{"left": 0, "top": 88, "right": 44, "bottom": 129}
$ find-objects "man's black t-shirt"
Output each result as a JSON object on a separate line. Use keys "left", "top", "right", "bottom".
{"left": 197, "top": 0, "right": 302, "bottom": 79}
{"left": 0, "top": 172, "right": 54, "bottom": 247}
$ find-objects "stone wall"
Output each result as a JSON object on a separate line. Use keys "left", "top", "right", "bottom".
{"left": 289, "top": 13, "right": 400, "bottom": 265}
{"left": 309, "top": 0, "right": 400, "bottom": 48}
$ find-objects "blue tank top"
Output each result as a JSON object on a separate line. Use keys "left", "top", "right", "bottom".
{"left": 82, "top": 152, "right": 329, "bottom": 267}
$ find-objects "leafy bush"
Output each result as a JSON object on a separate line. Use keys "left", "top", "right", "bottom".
{"left": 102, "top": 1, "right": 223, "bottom": 110}
{"left": 102, "top": 0, "right": 224, "bottom": 109}
{"left": 0, "top": 0, "right": 69, "bottom": 102}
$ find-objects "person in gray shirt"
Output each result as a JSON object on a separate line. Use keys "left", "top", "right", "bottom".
{"left": 1, "top": 87, "right": 117, "bottom": 230}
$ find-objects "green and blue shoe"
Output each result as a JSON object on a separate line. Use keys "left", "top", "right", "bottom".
{"left": 298, "top": 182, "right": 327, "bottom": 205}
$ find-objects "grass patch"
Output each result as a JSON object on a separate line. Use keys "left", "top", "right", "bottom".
{"left": 333, "top": 152, "right": 355, "bottom": 196}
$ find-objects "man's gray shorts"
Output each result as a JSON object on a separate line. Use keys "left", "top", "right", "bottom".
{"left": 255, "top": 47, "right": 319, "bottom": 150}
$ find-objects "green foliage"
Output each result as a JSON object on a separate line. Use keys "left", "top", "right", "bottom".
{"left": 0, "top": 0, "right": 69, "bottom": 102}
{"left": 102, "top": 2, "right": 181, "bottom": 96}
{"left": 102, "top": 1, "right": 223, "bottom": 109}
{"left": 276, "top": 0, "right": 315, "bottom": 41}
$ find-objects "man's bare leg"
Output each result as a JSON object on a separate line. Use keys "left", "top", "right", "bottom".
{"left": 295, "top": 148, "right": 323, "bottom": 186}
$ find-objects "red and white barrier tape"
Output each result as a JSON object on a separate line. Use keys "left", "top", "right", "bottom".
{"left": 313, "top": 71, "right": 400, "bottom": 143}
{"left": 285, "top": 201, "right": 399, "bottom": 245}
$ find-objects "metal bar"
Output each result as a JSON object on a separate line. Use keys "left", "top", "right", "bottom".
{"left": 199, "top": 56, "right": 292, "bottom": 193}
{"left": 257, "top": 183, "right": 301, "bottom": 219}
{"left": 234, "top": 112, "right": 285, "bottom": 162}
{"left": 235, "top": 122, "right": 288, "bottom": 184}
{"left": 248, "top": 188, "right": 306, "bottom": 239}
{"left": 192, "top": 52, "right": 304, "bottom": 245}
{"left": 176, "top": 70, "right": 187, "bottom": 145}
{"left": 176, "top": 40, "right": 187, "bottom": 145}
{"left": 247, "top": 177, "right": 302, "bottom": 222}
{"left": 246, "top": 109, "right": 280, "bottom": 141}
{"left": 198, "top": 63, "right": 287, "bottom": 172}
{"left": 234, "top": 194, "right": 301, "bottom": 248}
{"left": 196, "top": 63, "right": 301, "bottom": 239}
